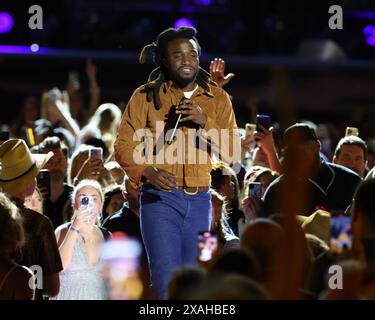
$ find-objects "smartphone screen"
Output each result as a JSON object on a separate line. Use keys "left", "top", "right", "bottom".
{"left": 248, "top": 182, "right": 262, "bottom": 199}
{"left": 256, "top": 114, "right": 271, "bottom": 133}
{"left": 90, "top": 147, "right": 103, "bottom": 160}
{"left": 37, "top": 169, "right": 51, "bottom": 199}
{"left": 100, "top": 234, "right": 143, "bottom": 300}
{"left": 198, "top": 231, "right": 218, "bottom": 262}
{"left": 80, "top": 195, "right": 94, "bottom": 212}
{"left": 330, "top": 214, "right": 352, "bottom": 255}
{"left": 245, "top": 123, "right": 256, "bottom": 136}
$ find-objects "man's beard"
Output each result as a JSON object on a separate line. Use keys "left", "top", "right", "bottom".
{"left": 168, "top": 69, "right": 198, "bottom": 88}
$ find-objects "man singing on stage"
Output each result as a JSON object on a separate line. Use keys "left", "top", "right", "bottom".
{"left": 114, "top": 26, "right": 240, "bottom": 299}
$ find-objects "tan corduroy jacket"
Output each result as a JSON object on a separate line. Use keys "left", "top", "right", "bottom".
{"left": 114, "top": 80, "right": 241, "bottom": 188}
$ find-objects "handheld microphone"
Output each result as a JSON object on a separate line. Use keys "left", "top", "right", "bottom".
{"left": 167, "top": 97, "right": 188, "bottom": 145}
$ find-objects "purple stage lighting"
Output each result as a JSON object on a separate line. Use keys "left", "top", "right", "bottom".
{"left": 0, "top": 45, "right": 48, "bottom": 55}
{"left": 0, "top": 12, "right": 14, "bottom": 34}
{"left": 174, "top": 18, "right": 195, "bottom": 29}
{"left": 195, "top": 0, "right": 212, "bottom": 5}
{"left": 364, "top": 25, "right": 375, "bottom": 47}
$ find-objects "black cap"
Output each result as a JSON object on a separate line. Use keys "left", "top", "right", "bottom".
{"left": 283, "top": 123, "right": 318, "bottom": 147}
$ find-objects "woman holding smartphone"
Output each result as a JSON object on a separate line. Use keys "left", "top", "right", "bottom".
{"left": 52, "top": 179, "right": 109, "bottom": 300}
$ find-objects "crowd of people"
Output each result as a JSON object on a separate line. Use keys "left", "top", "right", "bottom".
{"left": 0, "top": 26, "right": 375, "bottom": 300}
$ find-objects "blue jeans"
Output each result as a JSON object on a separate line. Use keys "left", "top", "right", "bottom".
{"left": 140, "top": 184, "right": 211, "bottom": 299}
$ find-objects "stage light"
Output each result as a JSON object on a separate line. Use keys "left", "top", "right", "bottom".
{"left": 173, "top": 18, "right": 195, "bottom": 29}
{"left": 30, "top": 44, "right": 39, "bottom": 52}
{"left": 364, "top": 25, "right": 375, "bottom": 47}
{"left": 0, "top": 12, "right": 14, "bottom": 34}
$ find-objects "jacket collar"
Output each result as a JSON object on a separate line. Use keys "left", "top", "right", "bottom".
{"left": 162, "top": 80, "right": 214, "bottom": 98}
{"left": 308, "top": 161, "right": 335, "bottom": 195}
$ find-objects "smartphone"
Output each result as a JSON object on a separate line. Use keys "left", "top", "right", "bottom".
{"left": 197, "top": 231, "right": 218, "bottom": 262}
{"left": 80, "top": 195, "right": 94, "bottom": 213}
{"left": 245, "top": 123, "right": 256, "bottom": 137}
{"left": 248, "top": 182, "right": 262, "bottom": 199}
{"left": 37, "top": 169, "right": 51, "bottom": 200}
{"left": 345, "top": 127, "right": 359, "bottom": 137}
{"left": 0, "top": 131, "right": 9, "bottom": 145}
{"left": 256, "top": 114, "right": 271, "bottom": 133}
{"left": 100, "top": 234, "right": 143, "bottom": 300}
{"left": 90, "top": 147, "right": 103, "bottom": 160}
{"left": 330, "top": 214, "right": 352, "bottom": 255}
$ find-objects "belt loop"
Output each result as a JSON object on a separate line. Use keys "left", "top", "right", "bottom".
{"left": 183, "top": 186, "right": 199, "bottom": 196}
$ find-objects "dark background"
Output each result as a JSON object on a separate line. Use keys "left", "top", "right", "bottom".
{"left": 1, "top": 0, "right": 375, "bottom": 135}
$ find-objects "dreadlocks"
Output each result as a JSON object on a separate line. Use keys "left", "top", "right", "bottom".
{"left": 139, "top": 27, "right": 215, "bottom": 110}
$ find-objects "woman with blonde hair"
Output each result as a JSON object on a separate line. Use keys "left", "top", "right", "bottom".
{"left": 78, "top": 103, "right": 122, "bottom": 155}
{"left": 53, "top": 180, "right": 110, "bottom": 300}
{"left": 0, "top": 192, "right": 35, "bottom": 300}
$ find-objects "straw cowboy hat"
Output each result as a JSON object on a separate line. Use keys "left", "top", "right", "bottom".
{"left": 297, "top": 210, "right": 331, "bottom": 244}
{"left": 0, "top": 139, "right": 53, "bottom": 197}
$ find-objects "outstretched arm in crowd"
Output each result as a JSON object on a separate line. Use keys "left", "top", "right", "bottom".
{"left": 72, "top": 156, "right": 114, "bottom": 186}
{"left": 55, "top": 206, "right": 93, "bottom": 270}
{"left": 55, "top": 226, "right": 80, "bottom": 271}
{"left": 241, "top": 128, "right": 256, "bottom": 164}
{"left": 253, "top": 125, "right": 283, "bottom": 173}
{"left": 49, "top": 98, "right": 80, "bottom": 137}
{"left": 86, "top": 58, "right": 101, "bottom": 118}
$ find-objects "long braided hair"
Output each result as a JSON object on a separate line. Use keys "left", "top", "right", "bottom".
{"left": 139, "top": 27, "right": 215, "bottom": 110}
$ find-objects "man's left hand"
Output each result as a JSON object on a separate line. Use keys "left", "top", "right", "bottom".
{"left": 176, "top": 99, "right": 207, "bottom": 128}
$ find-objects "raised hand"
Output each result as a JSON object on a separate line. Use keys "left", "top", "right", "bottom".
{"left": 75, "top": 157, "right": 107, "bottom": 182}
{"left": 71, "top": 206, "right": 94, "bottom": 232}
{"left": 242, "top": 196, "right": 261, "bottom": 222}
{"left": 253, "top": 125, "right": 283, "bottom": 173}
{"left": 86, "top": 58, "right": 97, "bottom": 80}
{"left": 241, "top": 129, "right": 256, "bottom": 151}
{"left": 253, "top": 125, "right": 275, "bottom": 156}
{"left": 209, "top": 58, "right": 235, "bottom": 88}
